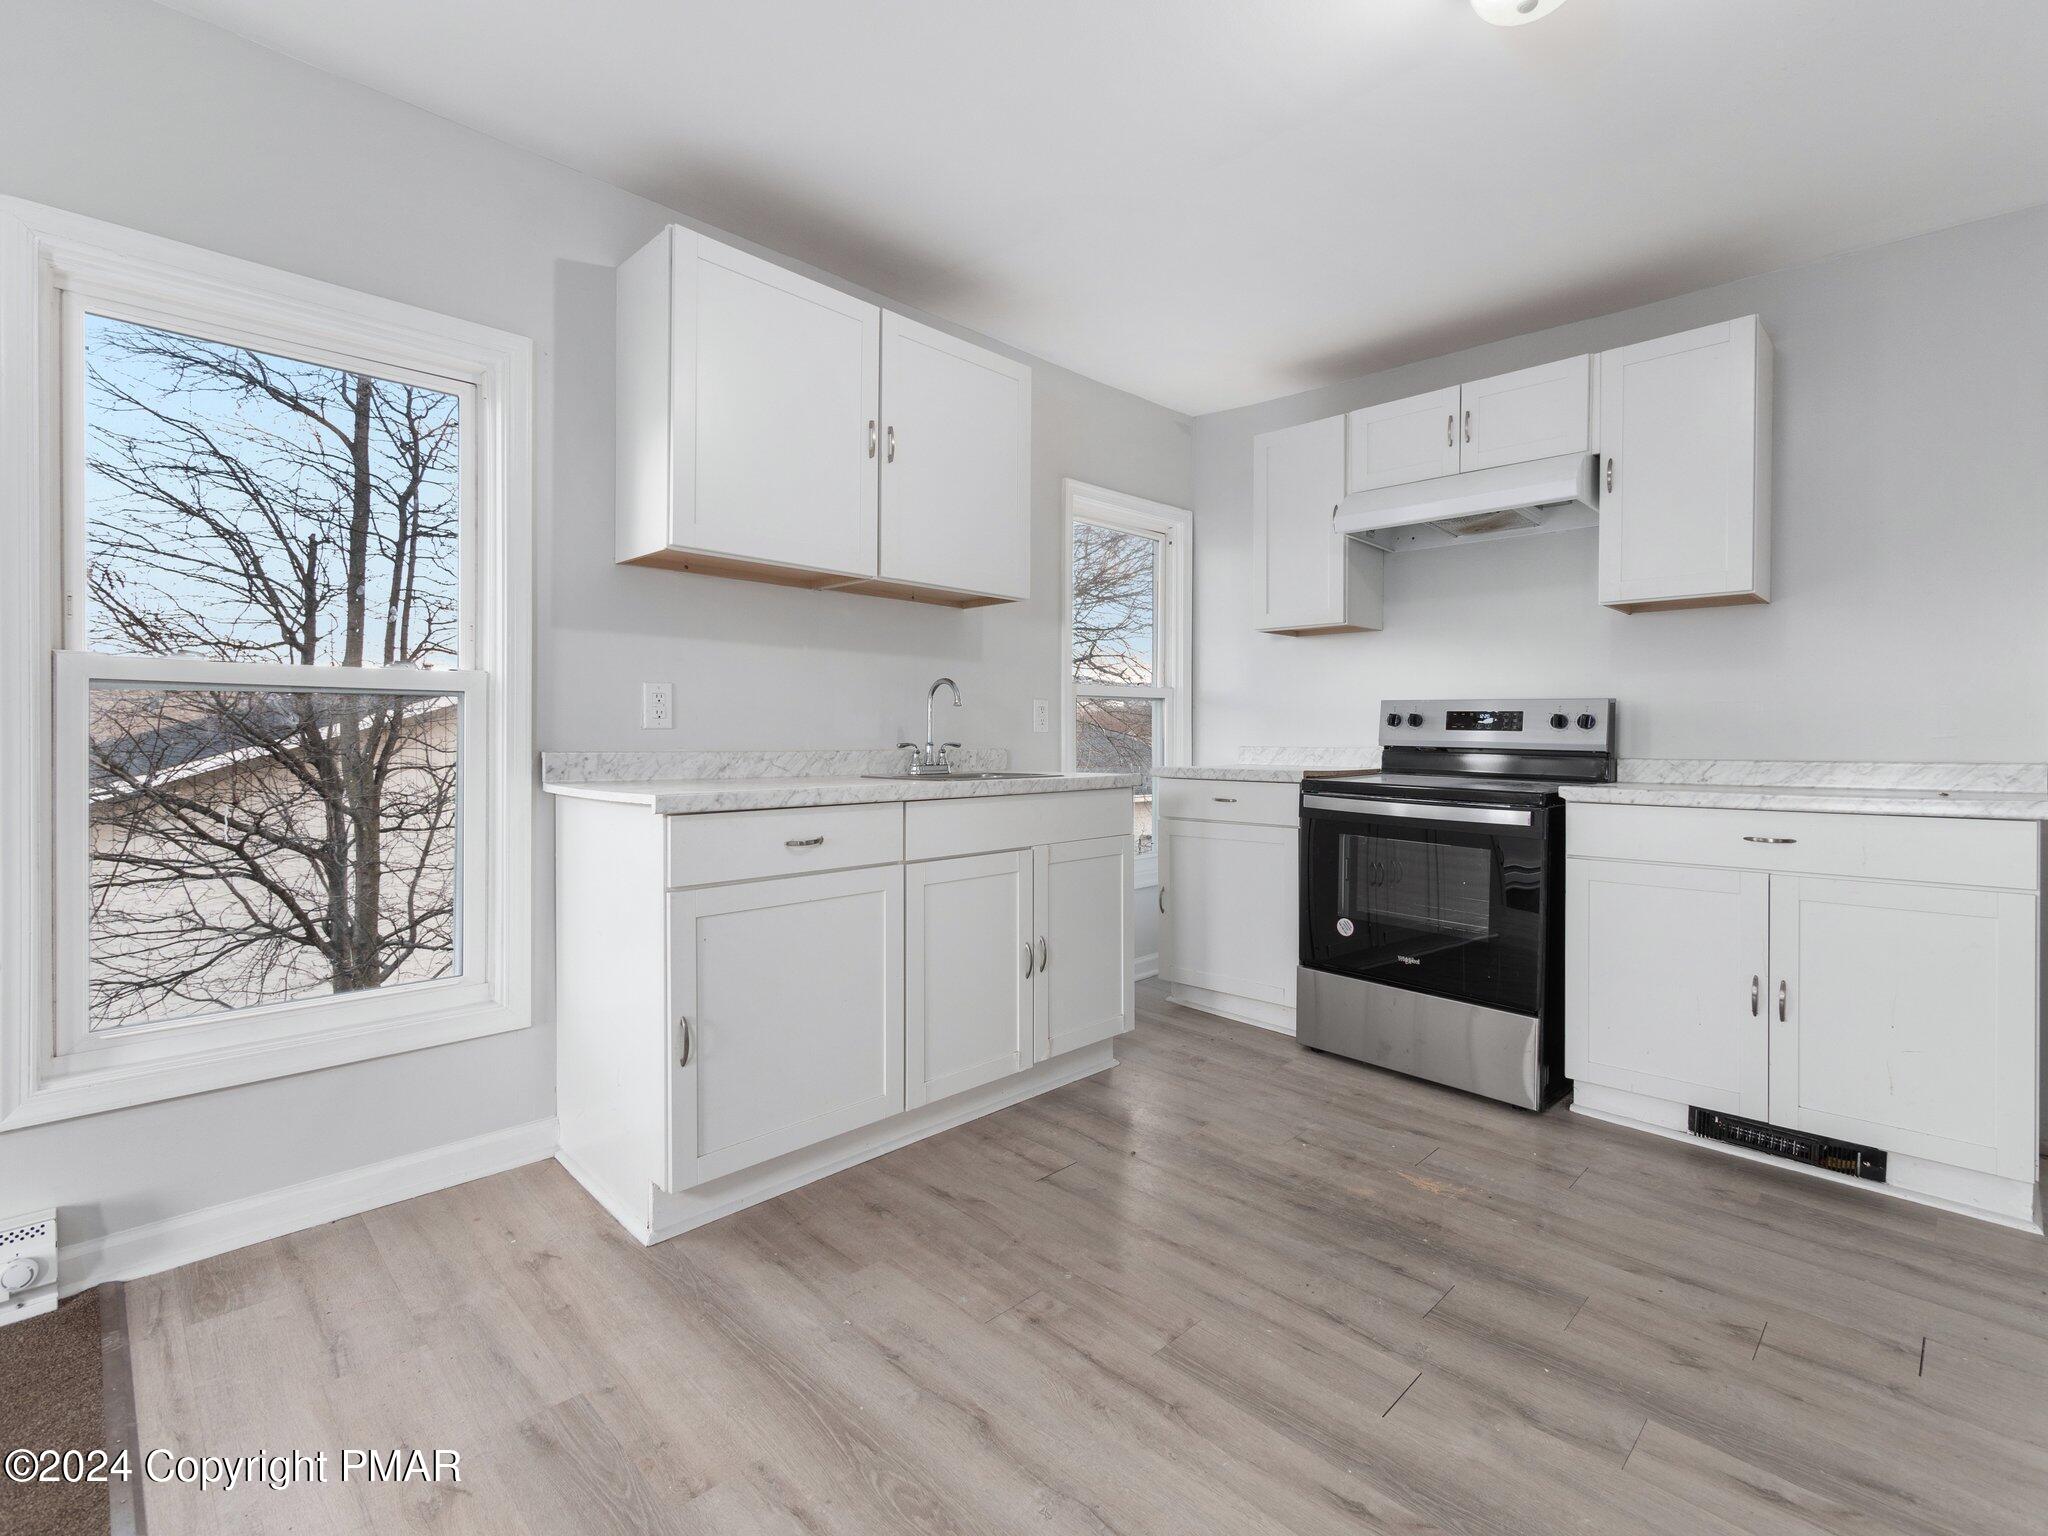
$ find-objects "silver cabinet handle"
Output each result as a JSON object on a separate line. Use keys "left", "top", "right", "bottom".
{"left": 785, "top": 835, "right": 825, "bottom": 848}
{"left": 1023, "top": 941, "right": 1034, "bottom": 978}
{"left": 1158, "top": 887, "right": 1166, "bottom": 914}
{"left": 1463, "top": 409, "right": 1472, "bottom": 444}
{"left": 868, "top": 420, "right": 877, "bottom": 459}
{"left": 1605, "top": 457, "right": 1614, "bottom": 494}
{"left": 1446, "top": 413, "right": 1454, "bottom": 447}
{"left": 678, "top": 1015, "right": 692, "bottom": 1068}
{"left": 1743, "top": 835, "right": 1796, "bottom": 845}
{"left": 1750, "top": 975, "right": 1759, "bottom": 1017}
{"left": 886, "top": 424, "right": 896, "bottom": 463}
{"left": 1777, "top": 979, "right": 1787, "bottom": 1023}
{"left": 1039, "top": 936, "right": 1049, "bottom": 973}
{"left": 1213, "top": 795, "right": 1237, "bottom": 803}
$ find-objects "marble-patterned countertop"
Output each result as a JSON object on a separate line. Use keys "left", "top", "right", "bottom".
{"left": 1565, "top": 760, "right": 2048, "bottom": 821}
{"left": 541, "top": 747, "right": 1138, "bottom": 815}
{"left": 1156, "top": 746, "right": 1379, "bottom": 784}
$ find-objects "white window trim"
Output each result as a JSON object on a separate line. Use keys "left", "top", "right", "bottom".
{"left": 0, "top": 195, "right": 534, "bottom": 1131}
{"left": 1060, "top": 478, "right": 1192, "bottom": 890}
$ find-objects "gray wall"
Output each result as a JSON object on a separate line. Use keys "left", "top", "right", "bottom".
{"left": 1191, "top": 205, "right": 2048, "bottom": 766}
{"left": 0, "top": 0, "right": 1189, "bottom": 1245}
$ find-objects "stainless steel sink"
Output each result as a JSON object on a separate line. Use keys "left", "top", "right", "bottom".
{"left": 860, "top": 770, "right": 1058, "bottom": 782}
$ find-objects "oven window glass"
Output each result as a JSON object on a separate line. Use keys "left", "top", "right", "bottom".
{"left": 1304, "top": 812, "right": 1545, "bottom": 1015}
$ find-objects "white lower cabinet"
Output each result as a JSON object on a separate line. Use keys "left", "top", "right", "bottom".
{"left": 554, "top": 789, "right": 1134, "bottom": 1245}
{"left": 1037, "top": 836, "right": 1137, "bottom": 1061}
{"left": 907, "top": 834, "right": 1135, "bottom": 1109}
{"left": 1567, "top": 802, "right": 2042, "bottom": 1227}
{"left": 1157, "top": 779, "right": 1301, "bottom": 1032}
{"left": 1769, "top": 875, "right": 2038, "bottom": 1179}
{"left": 669, "top": 866, "right": 904, "bottom": 1190}
{"left": 1566, "top": 861, "right": 1770, "bottom": 1118}
{"left": 906, "top": 850, "right": 1033, "bottom": 1109}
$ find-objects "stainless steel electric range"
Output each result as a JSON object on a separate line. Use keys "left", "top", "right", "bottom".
{"left": 1297, "top": 698, "right": 1615, "bottom": 1110}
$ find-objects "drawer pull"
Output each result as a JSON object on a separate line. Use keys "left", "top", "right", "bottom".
{"left": 1213, "top": 796, "right": 1238, "bottom": 804}
{"left": 785, "top": 836, "right": 826, "bottom": 848}
{"left": 1743, "top": 835, "right": 1796, "bottom": 845}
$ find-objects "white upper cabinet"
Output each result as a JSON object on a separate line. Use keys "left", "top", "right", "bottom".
{"left": 1598, "top": 316, "right": 1773, "bottom": 612}
{"left": 615, "top": 226, "right": 1032, "bottom": 606}
{"left": 878, "top": 313, "right": 1032, "bottom": 602}
{"left": 1345, "top": 385, "right": 1463, "bottom": 492}
{"left": 618, "top": 227, "right": 881, "bottom": 580}
{"left": 1459, "top": 354, "right": 1593, "bottom": 471}
{"left": 1251, "top": 415, "right": 1382, "bottom": 633}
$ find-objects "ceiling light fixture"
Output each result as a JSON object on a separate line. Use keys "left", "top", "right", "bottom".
{"left": 1472, "top": 0, "right": 1571, "bottom": 25}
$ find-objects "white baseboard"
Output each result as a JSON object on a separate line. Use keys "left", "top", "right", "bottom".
{"left": 57, "top": 1117, "right": 559, "bottom": 1295}
{"left": 1135, "top": 952, "right": 1159, "bottom": 981}
{"left": 1165, "top": 982, "right": 1296, "bottom": 1036}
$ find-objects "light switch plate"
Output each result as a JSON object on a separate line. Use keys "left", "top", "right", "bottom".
{"left": 642, "top": 681, "right": 674, "bottom": 730}
{"left": 1032, "top": 699, "right": 1050, "bottom": 733}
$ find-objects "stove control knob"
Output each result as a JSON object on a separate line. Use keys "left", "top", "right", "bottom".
{"left": 1576, "top": 713, "right": 1598, "bottom": 730}
{"left": 1386, "top": 712, "right": 1401, "bottom": 727}
{"left": 1406, "top": 713, "right": 1424, "bottom": 728}
{"left": 1548, "top": 713, "right": 1568, "bottom": 729}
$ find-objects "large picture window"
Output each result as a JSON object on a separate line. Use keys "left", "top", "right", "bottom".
{"left": 0, "top": 197, "right": 533, "bottom": 1127}
{"left": 1061, "top": 480, "right": 1191, "bottom": 887}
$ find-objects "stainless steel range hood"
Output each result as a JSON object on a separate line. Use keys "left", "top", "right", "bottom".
{"left": 1334, "top": 452, "right": 1598, "bottom": 551}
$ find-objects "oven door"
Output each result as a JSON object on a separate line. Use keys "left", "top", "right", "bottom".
{"left": 1300, "top": 794, "right": 1551, "bottom": 1016}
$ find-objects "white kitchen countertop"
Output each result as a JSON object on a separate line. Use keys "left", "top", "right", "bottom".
{"left": 1563, "top": 781, "right": 2048, "bottom": 821}
{"left": 545, "top": 771, "right": 1141, "bottom": 815}
{"left": 1155, "top": 746, "right": 1378, "bottom": 784}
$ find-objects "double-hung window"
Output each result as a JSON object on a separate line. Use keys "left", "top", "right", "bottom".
{"left": 1061, "top": 480, "right": 1192, "bottom": 887}
{"left": 0, "top": 197, "right": 532, "bottom": 1128}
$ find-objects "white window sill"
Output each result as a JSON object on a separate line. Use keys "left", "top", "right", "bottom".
{"left": 0, "top": 990, "right": 528, "bottom": 1131}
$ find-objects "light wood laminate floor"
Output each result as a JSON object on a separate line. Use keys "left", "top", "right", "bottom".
{"left": 126, "top": 983, "right": 2048, "bottom": 1535}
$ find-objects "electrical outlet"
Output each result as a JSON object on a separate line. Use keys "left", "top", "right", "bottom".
{"left": 642, "top": 681, "right": 674, "bottom": 730}
{"left": 1032, "top": 699, "right": 1050, "bottom": 732}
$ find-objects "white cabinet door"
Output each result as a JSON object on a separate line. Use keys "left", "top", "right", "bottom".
{"left": 1769, "top": 875, "right": 2039, "bottom": 1179}
{"left": 666, "top": 866, "right": 904, "bottom": 1191}
{"left": 672, "top": 231, "right": 882, "bottom": 578}
{"left": 1345, "top": 386, "right": 1462, "bottom": 493}
{"left": 1034, "top": 836, "right": 1134, "bottom": 1061}
{"left": 1252, "top": 416, "right": 1382, "bottom": 633}
{"left": 879, "top": 312, "right": 1032, "bottom": 601}
{"left": 1160, "top": 817, "right": 1298, "bottom": 1008}
{"left": 1598, "top": 316, "right": 1771, "bottom": 611}
{"left": 906, "top": 851, "right": 1033, "bottom": 1109}
{"left": 1459, "top": 354, "right": 1592, "bottom": 471}
{"left": 1565, "top": 860, "right": 1770, "bottom": 1118}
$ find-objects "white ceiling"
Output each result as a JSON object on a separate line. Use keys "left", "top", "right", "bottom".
{"left": 159, "top": 0, "right": 2048, "bottom": 415}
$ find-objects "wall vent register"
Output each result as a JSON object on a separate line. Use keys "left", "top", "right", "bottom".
{"left": 1687, "top": 1108, "right": 1888, "bottom": 1182}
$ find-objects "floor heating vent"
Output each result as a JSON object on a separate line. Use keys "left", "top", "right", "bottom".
{"left": 0, "top": 1208, "right": 58, "bottom": 1325}
{"left": 1686, "top": 1108, "right": 1888, "bottom": 1182}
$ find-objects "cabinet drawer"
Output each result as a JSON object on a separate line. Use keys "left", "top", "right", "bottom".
{"left": 905, "top": 789, "right": 1131, "bottom": 861}
{"left": 666, "top": 803, "right": 903, "bottom": 888}
{"left": 1568, "top": 803, "right": 2039, "bottom": 892}
{"left": 1156, "top": 778, "right": 1300, "bottom": 828}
